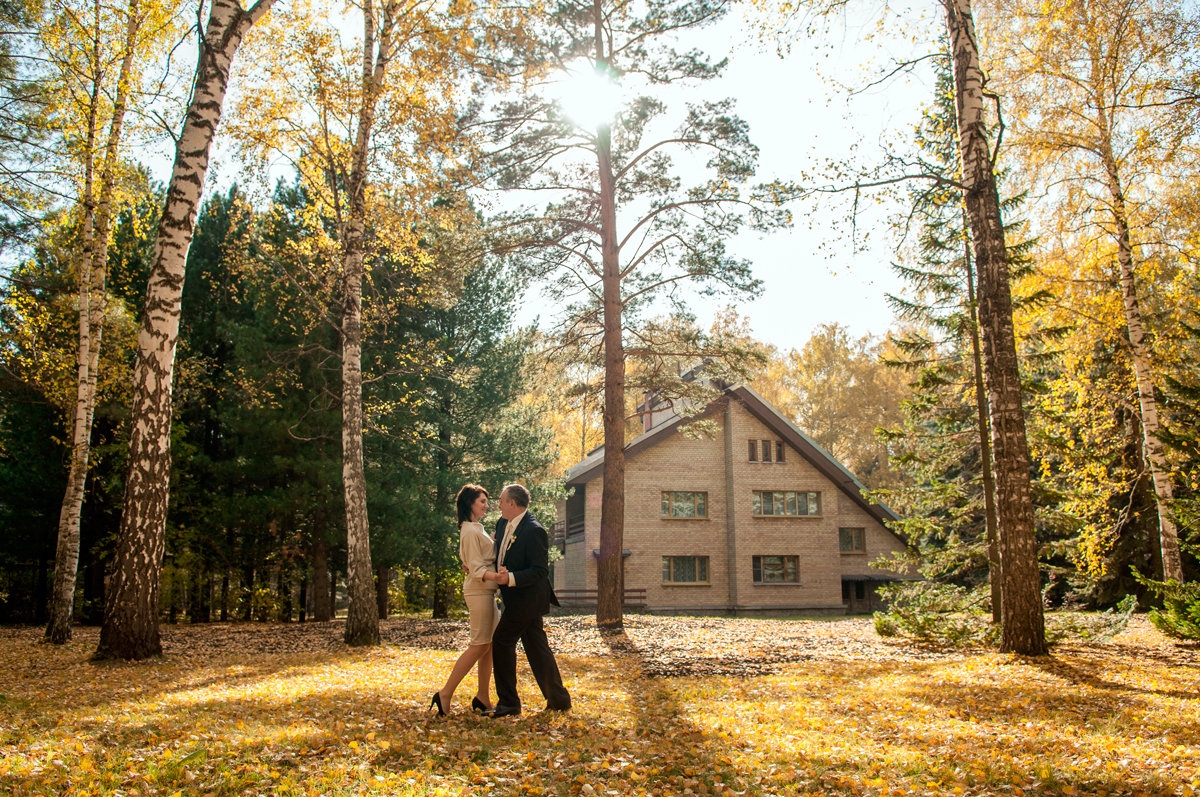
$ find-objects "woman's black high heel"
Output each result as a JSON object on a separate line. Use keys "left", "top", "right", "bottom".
{"left": 430, "top": 693, "right": 446, "bottom": 716}
{"left": 471, "top": 696, "right": 489, "bottom": 713}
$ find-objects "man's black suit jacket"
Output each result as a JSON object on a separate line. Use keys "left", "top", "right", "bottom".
{"left": 494, "top": 511, "right": 559, "bottom": 616}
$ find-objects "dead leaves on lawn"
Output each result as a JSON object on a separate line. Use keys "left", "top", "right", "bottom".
{"left": 0, "top": 616, "right": 1196, "bottom": 796}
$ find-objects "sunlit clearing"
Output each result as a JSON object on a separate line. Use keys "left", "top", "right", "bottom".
{"left": 552, "top": 62, "right": 622, "bottom": 131}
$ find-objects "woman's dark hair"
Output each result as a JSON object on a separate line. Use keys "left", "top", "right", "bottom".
{"left": 456, "top": 483, "right": 489, "bottom": 527}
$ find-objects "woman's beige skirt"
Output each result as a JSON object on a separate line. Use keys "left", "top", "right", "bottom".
{"left": 464, "top": 589, "right": 499, "bottom": 645}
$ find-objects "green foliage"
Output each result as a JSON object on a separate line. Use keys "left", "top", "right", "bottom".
{"left": 0, "top": 0, "right": 47, "bottom": 245}
{"left": 1141, "top": 579, "right": 1200, "bottom": 641}
{"left": 876, "top": 583, "right": 1138, "bottom": 647}
{"left": 1044, "top": 594, "right": 1137, "bottom": 644}
{"left": 873, "top": 581, "right": 998, "bottom": 647}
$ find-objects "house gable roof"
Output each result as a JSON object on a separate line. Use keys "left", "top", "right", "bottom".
{"left": 564, "top": 384, "right": 900, "bottom": 529}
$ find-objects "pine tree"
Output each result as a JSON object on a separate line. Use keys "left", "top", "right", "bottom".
{"left": 481, "top": 0, "right": 787, "bottom": 628}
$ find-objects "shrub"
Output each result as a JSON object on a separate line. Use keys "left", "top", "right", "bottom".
{"left": 1045, "top": 594, "right": 1137, "bottom": 644}
{"left": 1147, "top": 581, "right": 1200, "bottom": 641}
{"left": 873, "top": 582, "right": 997, "bottom": 647}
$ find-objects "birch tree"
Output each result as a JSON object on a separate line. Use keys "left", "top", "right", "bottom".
{"left": 95, "top": 0, "right": 275, "bottom": 660}
{"left": 942, "top": 0, "right": 1045, "bottom": 654}
{"left": 42, "top": 0, "right": 184, "bottom": 643}
{"left": 983, "top": 0, "right": 1200, "bottom": 583}
{"left": 229, "top": 0, "right": 476, "bottom": 645}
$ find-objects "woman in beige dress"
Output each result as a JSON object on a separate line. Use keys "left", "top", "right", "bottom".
{"left": 430, "top": 483, "right": 505, "bottom": 716}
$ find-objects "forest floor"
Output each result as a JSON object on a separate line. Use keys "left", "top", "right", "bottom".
{"left": 0, "top": 614, "right": 1196, "bottom": 796}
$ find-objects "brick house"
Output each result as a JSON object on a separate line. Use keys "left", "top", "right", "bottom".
{"left": 553, "top": 385, "right": 911, "bottom": 615}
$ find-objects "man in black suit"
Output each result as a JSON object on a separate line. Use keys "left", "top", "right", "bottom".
{"left": 485, "top": 483, "right": 571, "bottom": 717}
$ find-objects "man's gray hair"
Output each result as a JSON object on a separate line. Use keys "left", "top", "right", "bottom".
{"left": 502, "top": 483, "right": 531, "bottom": 508}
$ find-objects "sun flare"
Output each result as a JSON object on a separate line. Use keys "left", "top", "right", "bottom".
{"left": 551, "top": 62, "right": 622, "bottom": 130}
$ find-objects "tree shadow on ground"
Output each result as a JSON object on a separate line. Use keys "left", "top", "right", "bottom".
{"left": 1033, "top": 651, "right": 1200, "bottom": 701}
{"left": 2, "top": 618, "right": 1196, "bottom": 796}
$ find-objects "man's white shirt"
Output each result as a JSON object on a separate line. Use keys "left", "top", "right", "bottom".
{"left": 498, "top": 510, "right": 525, "bottom": 587}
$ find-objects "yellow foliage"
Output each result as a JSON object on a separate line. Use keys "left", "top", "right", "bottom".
{"left": 0, "top": 616, "right": 1195, "bottom": 796}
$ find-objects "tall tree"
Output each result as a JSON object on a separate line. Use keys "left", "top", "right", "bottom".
{"left": 783, "top": 0, "right": 1047, "bottom": 652}
{"left": 95, "top": 0, "right": 275, "bottom": 660}
{"left": 229, "top": 0, "right": 477, "bottom": 646}
{"left": 43, "top": 0, "right": 175, "bottom": 643}
{"left": 880, "top": 61, "right": 1031, "bottom": 620}
{"left": 983, "top": 0, "right": 1200, "bottom": 583}
{"left": 944, "top": 0, "right": 1046, "bottom": 654}
{"left": 484, "top": 0, "right": 786, "bottom": 628}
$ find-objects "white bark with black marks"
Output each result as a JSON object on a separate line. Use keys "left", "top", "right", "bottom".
{"left": 47, "top": 0, "right": 142, "bottom": 645}
{"left": 340, "top": 0, "right": 401, "bottom": 648}
{"left": 1094, "top": 104, "right": 1184, "bottom": 583}
{"left": 95, "top": 0, "right": 275, "bottom": 661}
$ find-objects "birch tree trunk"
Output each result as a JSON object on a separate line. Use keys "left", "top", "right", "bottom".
{"left": 944, "top": 0, "right": 1046, "bottom": 655}
{"left": 46, "top": 0, "right": 141, "bottom": 645}
{"left": 1093, "top": 103, "right": 1184, "bottom": 583}
{"left": 593, "top": 0, "right": 625, "bottom": 630}
{"left": 340, "top": 0, "right": 398, "bottom": 647}
{"left": 95, "top": 0, "right": 275, "bottom": 661}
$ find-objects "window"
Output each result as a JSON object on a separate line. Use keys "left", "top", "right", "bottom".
{"left": 663, "top": 556, "right": 709, "bottom": 583}
{"left": 753, "top": 555, "right": 800, "bottom": 584}
{"left": 749, "top": 439, "right": 785, "bottom": 462}
{"left": 752, "top": 490, "right": 821, "bottom": 516}
{"left": 856, "top": 582, "right": 866, "bottom": 600}
{"left": 661, "top": 491, "right": 707, "bottom": 519}
{"left": 839, "top": 527, "right": 866, "bottom": 553}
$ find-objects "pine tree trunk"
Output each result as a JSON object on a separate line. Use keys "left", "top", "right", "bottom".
{"left": 1095, "top": 138, "right": 1184, "bottom": 582}
{"left": 375, "top": 564, "right": 390, "bottom": 619}
{"left": 95, "top": 0, "right": 274, "bottom": 660}
{"left": 313, "top": 539, "right": 332, "bottom": 622}
{"left": 592, "top": 0, "right": 625, "bottom": 631}
{"left": 964, "top": 212, "right": 1002, "bottom": 623}
{"left": 945, "top": 0, "right": 1046, "bottom": 655}
{"left": 298, "top": 573, "right": 308, "bottom": 623}
{"left": 431, "top": 407, "right": 453, "bottom": 620}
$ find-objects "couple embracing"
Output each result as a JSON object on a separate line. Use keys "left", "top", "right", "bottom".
{"left": 430, "top": 483, "right": 571, "bottom": 718}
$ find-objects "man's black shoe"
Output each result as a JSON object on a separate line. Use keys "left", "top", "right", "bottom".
{"left": 487, "top": 705, "right": 522, "bottom": 718}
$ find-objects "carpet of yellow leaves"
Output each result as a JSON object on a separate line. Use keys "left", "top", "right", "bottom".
{"left": 0, "top": 615, "right": 1196, "bottom": 796}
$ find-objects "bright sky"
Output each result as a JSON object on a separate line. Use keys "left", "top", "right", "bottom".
{"left": 497, "top": 1, "right": 945, "bottom": 353}
{"left": 645, "top": 2, "right": 944, "bottom": 353}
{"left": 193, "top": 1, "right": 945, "bottom": 355}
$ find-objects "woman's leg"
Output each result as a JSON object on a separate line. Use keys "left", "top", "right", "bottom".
{"left": 438, "top": 644, "right": 487, "bottom": 711}
{"left": 474, "top": 644, "right": 493, "bottom": 708}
